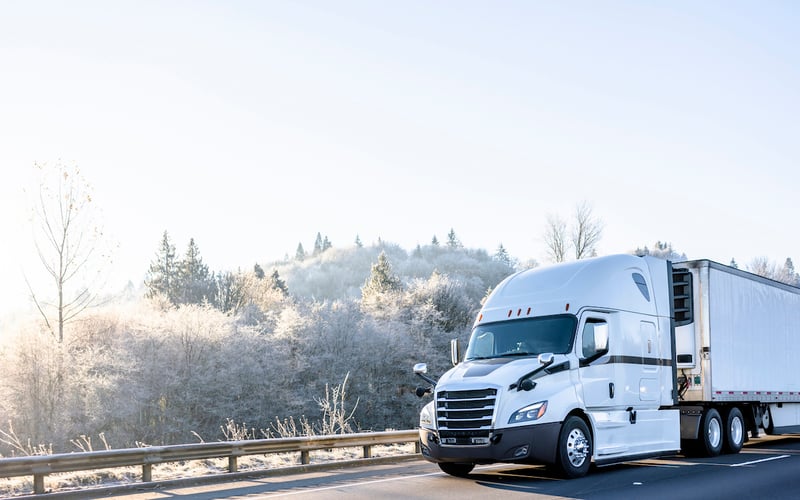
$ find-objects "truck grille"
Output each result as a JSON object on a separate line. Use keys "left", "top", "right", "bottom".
{"left": 436, "top": 388, "right": 496, "bottom": 433}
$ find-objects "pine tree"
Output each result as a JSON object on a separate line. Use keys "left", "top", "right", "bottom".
{"left": 361, "top": 251, "right": 402, "bottom": 300}
{"left": 494, "top": 243, "right": 513, "bottom": 267}
{"left": 254, "top": 263, "right": 265, "bottom": 280}
{"left": 729, "top": 258, "right": 738, "bottom": 269}
{"left": 313, "top": 232, "right": 323, "bottom": 256}
{"left": 145, "top": 230, "right": 180, "bottom": 304}
{"left": 178, "top": 238, "right": 212, "bottom": 304}
{"left": 446, "top": 228, "right": 462, "bottom": 249}
{"left": 322, "top": 236, "right": 332, "bottom": 252}
{"left": 269, "top": 269, "right": 288, "bottom": 295}
{"left": 431, "top": 235, "right": 440, "bottom": 246}
{"left": 355, "top": 235, "right": 363, "bottom": 248}
{"left": 296, "top": 243, "right": 306, "bottom": 261}
{"left": 779, "top": 258, "right": 799, "bottom": 286}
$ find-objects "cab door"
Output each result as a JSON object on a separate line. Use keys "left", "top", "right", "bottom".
{"left": 577, "top": 313, "right": 615, "bottom": 409}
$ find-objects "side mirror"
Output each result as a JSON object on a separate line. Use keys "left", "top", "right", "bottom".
{"left": 413, "top": 363, "right": 428, "bottom": 374}
{"left": 450, "top": 339, "right": 461, "bottom": 366}
{"left": 594, "top": 323, "right": 609, "bottom": 352}
{"left": 538, "top": 352, "right": 554, "bottom": 367}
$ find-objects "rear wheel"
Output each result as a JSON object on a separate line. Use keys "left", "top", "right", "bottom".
{"left": 438, "top": 462, "right": 474, "bottom": 477}
{"left": 697, "top": 408, "right": 723, "bottom": 457}
{"left": 556, "top": 416, "right": 592, "bottom": 478}
{"left": 723, "top": 407, "right": 744, "bottom": 454}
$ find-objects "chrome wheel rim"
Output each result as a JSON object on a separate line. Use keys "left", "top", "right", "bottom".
{"left": 708, "top": 417, "right": 722, "bottom": 448}
{"left": 730, "top": 415, "right": 744, "bottom": 446}
{"left": 566, "top": 428, "right": 589, "bottom": 467}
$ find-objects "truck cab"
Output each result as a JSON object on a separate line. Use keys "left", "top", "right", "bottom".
{"left": 414, "top": 254, "right": 681, "bottom": 478}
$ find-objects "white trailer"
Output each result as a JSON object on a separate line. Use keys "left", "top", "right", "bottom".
{"left": 413, "top": 255, "right": 800, "bottom": 478}
{"left": 674, "top": 259, "right": 800, "bottom": 454}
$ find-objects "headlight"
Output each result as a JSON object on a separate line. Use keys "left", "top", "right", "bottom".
{"left": 508, "top": 401, "right": 548, "bottom": 424}
{"left": 419, "top": 401, "right": 436, "bottom": 429}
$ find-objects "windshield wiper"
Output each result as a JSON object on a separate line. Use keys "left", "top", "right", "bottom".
{"left": 496, "top": 352, "right": 535, "bottom": 358}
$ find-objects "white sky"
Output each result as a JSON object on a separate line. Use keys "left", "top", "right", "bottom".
{"left": 1, "top": 1, "right": 798, "bottom": 317}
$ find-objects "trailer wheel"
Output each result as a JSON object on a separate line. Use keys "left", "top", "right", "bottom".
{"left": 697, "top": 408, "right": 723, "bottom": 457}
{"left": 438, "top": 462, "right": 474, "bottom": 477}
{"left": 556, "top": 416, "right": 592, "bottom": 478}
{"left": 723, "top": 407, "right": 744, "bottom": 454}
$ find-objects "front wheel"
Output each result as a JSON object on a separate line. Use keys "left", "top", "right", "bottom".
{"left": 438, "top": 462, "right": 474, "bottom": 477}
{"left": 556, "top": 416, "right": 592, "bottom": 478}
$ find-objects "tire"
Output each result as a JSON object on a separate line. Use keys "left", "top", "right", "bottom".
{"left": 438, "top": 462, "right": 474, "bottom": 477}
{"left": 556, "top": 416, "right": 592, "bottom": 478}
{"left": 697, "top": 408, "right": 723, "bottom": 457}
{"left": 723, "top": 407, "right": 745, "bottom": 454}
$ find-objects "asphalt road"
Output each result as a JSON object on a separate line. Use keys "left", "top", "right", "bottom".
{"left": 100, "top": 435, "right": 800, "bottom": 499}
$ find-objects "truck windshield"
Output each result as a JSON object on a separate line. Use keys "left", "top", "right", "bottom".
{"left": 464, "top": 315, "right": 577, "bottom": 360}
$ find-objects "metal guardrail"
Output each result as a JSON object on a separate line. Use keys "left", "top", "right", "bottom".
{"left": 0, "top": 429, "right": 420, "bottom": 495}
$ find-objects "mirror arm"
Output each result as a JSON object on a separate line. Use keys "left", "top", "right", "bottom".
{"left": 415, "top": 372, "right": 438, "bottom": 386}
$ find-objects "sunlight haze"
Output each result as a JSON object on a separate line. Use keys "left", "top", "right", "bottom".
{"left": 1, "top": 0, "right": 798, "bottom": 318}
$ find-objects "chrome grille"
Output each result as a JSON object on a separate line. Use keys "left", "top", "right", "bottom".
{"left": 436, "top": 388, "right": 496, "bottom": 432}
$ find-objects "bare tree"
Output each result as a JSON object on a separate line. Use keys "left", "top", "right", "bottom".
{"left": 572, "top": 201, "right": 603, "bottom": 260}
{"left": 543, "top": 214, "right": 568, "bottom": 263}
{"left": 748, "top": 257, "right": 800, "bottom": 286}
{"left": 26, "top": 162, "right": 110, "bottom": 343}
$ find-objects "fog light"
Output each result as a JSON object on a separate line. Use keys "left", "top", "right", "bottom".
{"left": 513, "top": 445, "right": 529, "bottom": 458}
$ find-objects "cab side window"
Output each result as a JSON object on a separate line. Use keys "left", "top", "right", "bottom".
{"left": 581, "top": 319, "right": 609, "bottom": 359}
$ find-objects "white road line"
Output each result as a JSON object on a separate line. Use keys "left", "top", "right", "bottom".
{"left": 254, "top": 463, "right": 514, "bottom": 498}
{"left": 731, "top": 455, "right": 791, "bottom": 467}
{"left": 253, "top": 471, "right": 444, "bottom": 497}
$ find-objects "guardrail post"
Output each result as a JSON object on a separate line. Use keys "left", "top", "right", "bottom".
{"left": 415, "top": 440, "right": 421, "bottom": 454}
{"left": 362, "top": 445, "right": 372, "bottom": 458}
{"left": 300, "top": 450, "right": 310, "bottom": 465}
{"left": 142, "top": 464, "right": 152, "bottom": 483}
{"left": 228, "top": 456, "right": 238, "bottom": 473}
{"left": 33, "top": 474, "right": 45, "bottom": 494}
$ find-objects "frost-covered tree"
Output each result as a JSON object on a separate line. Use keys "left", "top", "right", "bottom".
{"left": 431, "top": 235, "right": 440, "bottom": 247}
{"left": 269, "top": 269, "right": 288, "bottom": 295}
{"left": 177, "top": 238, "right": 213, "bottom": 304}
{"left": 26, "top": 162, "right": 112, "bottom": 342}
{"left": 494, "top": 243, "right": 513, "bottom": 268}
{"left": 750, "top": 257, "right": 800, "bottom": 286}
{"left": 361, "top": 251, "right": 403, "bottom": 315}
{"left": 362, "top": 252, "right": 402, "bottom": 298}
{"left": 145, "top": 231, "right": 180, "bottom": 305}
{"left": 254, "top": 263, "right": 265, "bottom": 280}
{"left": 313, "top": 232, "right": 323, "bottom": 256}
{"left": 633, "top": 241, "right": 687, "bottom": 261}
{"left": 213, "top": 271, "right": 248, "bottom": 314}
{"left": 355, "top": 235, "right": 363, "bottom": 248}
{"left": 729, "top": 258, "right": 739, "bottom": 269}
{"left": 446, "top": 228, "right": 462, "bottom": 249}
{"left": 295, "top": 243, "right": 306, "bottom": 261}
{"left": 405, "top": 271, "right": 474, "bottom": 333}
{"left": 322, "top": 236, "right": 332, "bottom": 252}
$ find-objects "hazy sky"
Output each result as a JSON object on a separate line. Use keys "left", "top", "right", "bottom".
{"left": 1, "top": 1, "right": 798, "bottom": 317}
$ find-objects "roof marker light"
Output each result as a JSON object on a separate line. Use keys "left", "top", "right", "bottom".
{"left": 508, "top": 310, "right": 513, "bottom": 318}
{"left": 527, "top": 307, "right": 531, "bottom": 315}
{"left": 565, "top": 303, "right": 570, "bottom": 311}
{"left": 517, "top": 308, "right": 522, "bottom": 317}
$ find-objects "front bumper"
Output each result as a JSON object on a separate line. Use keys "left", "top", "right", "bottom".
{"left": 418, "top": 422, "right": 561, "bottom": 465}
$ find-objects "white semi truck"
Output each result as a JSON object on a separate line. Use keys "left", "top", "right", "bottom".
{"left": 413, "top": 254, "right": 800, "bottom": 478}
